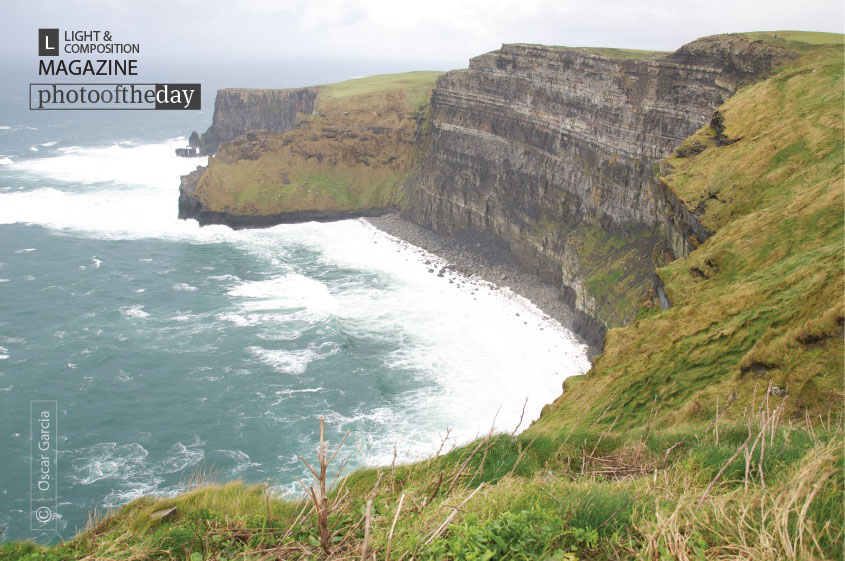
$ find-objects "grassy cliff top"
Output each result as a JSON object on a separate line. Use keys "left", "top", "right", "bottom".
{"left": 738, "top": 30, "right": 844, "bottom": 45}
{"left": 570, "top": 46, "right": 668, "bottom": 60}
{"left": 521, "top": 31, "right": 843, "bottom": 62}
{"left": 322, "top": 71, "right": 444, "bottom": 99}
{"left": 506, "top": 42, "right": 668, "bottom": 60}
{"left": 215, "top": 71, "right": 443, "bottom": 116}
{"left": 320, "top": 71, "right": 443, "bottom": 116}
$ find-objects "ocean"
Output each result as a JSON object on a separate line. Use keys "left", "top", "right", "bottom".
{"left": 0, "top": 66, "right": 590, "bottom": 543}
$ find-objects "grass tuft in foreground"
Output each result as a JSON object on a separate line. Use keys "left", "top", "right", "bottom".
{"left": 3, "top": 400, "right": 841, "bottom": 560}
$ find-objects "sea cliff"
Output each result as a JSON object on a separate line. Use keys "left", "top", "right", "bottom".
{"left": 9, "top": 31, "right": 841, "bottom": 561}
{"left": 179, "top": 35, "right": 791, "bottom": 344}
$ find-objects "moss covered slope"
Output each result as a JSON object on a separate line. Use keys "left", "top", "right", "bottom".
{"left": 534, "top": 39, "right": 843, "bottom": 434}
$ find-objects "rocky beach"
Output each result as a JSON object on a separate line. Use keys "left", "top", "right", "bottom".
{"left": 366, "top": 213, "right": 596, "bottom": 353}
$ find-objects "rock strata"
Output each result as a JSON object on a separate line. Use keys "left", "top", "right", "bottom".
{"left": 199, "top": 87, "right": 318, "bottom": 155}
{"left": 407, "top": 36, "right": 791, "bottom": 340}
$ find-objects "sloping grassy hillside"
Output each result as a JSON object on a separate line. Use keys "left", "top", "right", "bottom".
{"left": 533, "top": 39, "right": 843, "bottom": 434}
{"left": 739, "top": 30, "right": 844, "bottom": 45}
{"left": 192, "top": 72, "right": 442, "bottom": 216}
{"left": 4, "top": 416, "right": 840, "bottom": 560}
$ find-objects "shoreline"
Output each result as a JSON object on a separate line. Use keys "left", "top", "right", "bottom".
{"left": 365, "top": 213, "right": 599, "bottom": 360}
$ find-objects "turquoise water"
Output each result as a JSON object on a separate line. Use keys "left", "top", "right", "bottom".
{"left": 0, "top": 78, "right": 590, "bottom": 543}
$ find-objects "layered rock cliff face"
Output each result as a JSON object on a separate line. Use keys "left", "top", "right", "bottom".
{"left": 408, "top": 37, "right": 790, "bottom": 342}
{"left": 180, "top": 36, "right": 791, "bottom": 345}
{"left": 198, "top": 88, "right": 318, "bottom": 155}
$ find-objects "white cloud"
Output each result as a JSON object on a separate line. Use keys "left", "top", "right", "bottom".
{"left": 3, "top": 0, "right": 843, "bottom": 68}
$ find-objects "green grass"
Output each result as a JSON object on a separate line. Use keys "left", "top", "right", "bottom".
{"left": 738, "top": 30, "right": 844, "bottom": 45}
{"left": 322, "top": 71, "right": 444, "bottom": 113}
{"left": 585, "top": 270, "right": 624, "bottom": 300}
{"left": 7, "top": 419, "right": 840, "bottom": 560}
{"left": 571, "top": 47, "right": 668, "bottom": 60}
{"left": 566, "top": 224, "right": 662, "bottom": 326}
{"left": 323, "top": 71, "right": 444, "bottom": 99}
{"left": 513, "top": 43, "right": 667, "bottom": 60}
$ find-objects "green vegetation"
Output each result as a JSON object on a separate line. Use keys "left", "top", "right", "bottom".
{"left": 536, "top": 40, "right": 843, "bottom": 435}
{"left": 569, "top": 224, "right": 662, "bottom": 327}
{"left": 515, "top": 43, "right": 667, "bottom": 60}
{"left": 570, "top": 47, "right": 668, "bottom": 60}
{"left": 585, "top": 270, "right": 625, "bottom": 300}
{"left": 323, "top": 71, "right": 445, "bottom": 112}
{"left": 4, "top": 415, "right": 840, "bottom": 560}
{"left": 194, "top": 71, "right": 442, "bottom": 216}
{"left": 6, "top": 36, "right": 843, "bottom": 560}
{"left": 738, "top": 30, "right": 844, "bottom": 45}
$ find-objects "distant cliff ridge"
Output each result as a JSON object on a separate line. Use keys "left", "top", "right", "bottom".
{"left": 179, "top": 36, "right": 792, "bottom": 345}
{"left": 179, "top": 72, "right": 442, "bottom": 227}
{"left": 199, "top": 87, "right": 319, "bottom": 155}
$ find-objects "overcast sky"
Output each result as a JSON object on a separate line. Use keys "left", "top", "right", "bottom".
{"left": 4, "top": 0, "right": 843, "bottom": 72}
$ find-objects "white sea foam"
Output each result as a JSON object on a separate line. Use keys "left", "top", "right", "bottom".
{"left": 9, "top": 139, "right": 203, "bottom": 187}
{"left": 215, "top": 312, "right": 255, "bottom": 327}
{"left": 248, "top": 346, "right": 320, "bottom": 375}
{"left": 0, "top": 135, "right": 591, "bottom": 477}
{"left": 172, "top": 314, "right": 196, "bottom": 321}
{"left": 208, "top": 274, "right": 240, "bottom": 282}
{"left": 213, "top": 219, "right": 592, "bottom": 464}
{"left": 0, "top": 140, "right": 218, "bottom": 241}
{"left": 217, "top": 450, "right": 261, "bottom": 474}
{"left": 229, "top": 274, "right": 337, "bottom": 319}
{"left": 66, "top": 438, "right": 206, "bottom": 508}
{"left": 120, "top": 305, "right": 149, "bottom": 319}
{"left": 172, "top": 283, "right": 197, "bottom": 291}
{"left": 40, "top": 141, "right": 58, "bottom": 147}
{"left": 259, "top": 220, "right": 590, "bottom": 464}
{"left": 159, "top": 442, "right": 205, "bottom": 473}
{"left": 69, "top": 442, "right": 150, "bottom": 485}
{"left": 102, "top": 481, "right": 165, "bottom": 508}
{"left": 275, "top": 387, "right": 324, "bottom": 396}
{"left": 14, "top": 248, "right": 36, "bottom": 253}
{"left": 0, "top": 157, "right": 12, "bottom": 165}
